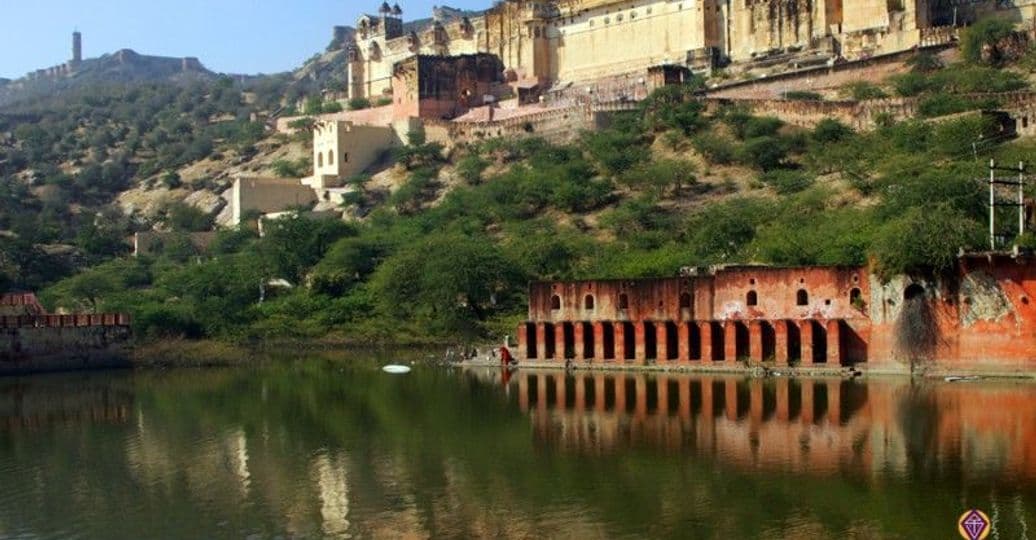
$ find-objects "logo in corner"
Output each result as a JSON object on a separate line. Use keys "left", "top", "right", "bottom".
{"left": 958, "top": 509, "right": 991, "bottom": 540}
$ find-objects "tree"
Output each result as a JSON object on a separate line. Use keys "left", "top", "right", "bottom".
{"left": 961, "top": 17, "right": 1017, "bottom": 65}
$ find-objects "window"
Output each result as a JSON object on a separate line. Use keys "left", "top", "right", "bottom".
{"left": 318, "top": 152, "right": 324, "bottom": 167}
{"left": 584, "top": 295, "right": 595, "bottom": 310}
{"left": 343, "top": 152, "right": 349, "bottom": 163}
{"left": 747, "top": 291, "right": 758, "bottom": 306}
{"left": 551, "top": 295, "right": 562, "bottom": 310}
{"left": 618, "top": 293, "right": 629, "bottom": 309}
{"left": 679, "top": 292, "right": 691, "bottom": 309}
{"left": 328, "top": 150, "right": 335, "bottom": 166}
{"left": 796, "top": 289, "right": 809, "bottom": 306}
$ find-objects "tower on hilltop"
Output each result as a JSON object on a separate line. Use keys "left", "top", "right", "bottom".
{"left": 72, "top": 31, "right": 82, "bottom": 64}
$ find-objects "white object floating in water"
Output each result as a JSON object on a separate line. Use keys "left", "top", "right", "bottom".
{"left": 382, "top": 365, "right": 412, "bottom": 374}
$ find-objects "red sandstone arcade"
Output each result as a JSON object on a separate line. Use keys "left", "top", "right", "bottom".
{"left": 516, "top": 255, "right": 1036, "bottom": 370}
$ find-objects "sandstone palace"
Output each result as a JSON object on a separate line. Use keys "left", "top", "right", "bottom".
{"left": 345, "top": 0, "right": 1035, "bottom": 103}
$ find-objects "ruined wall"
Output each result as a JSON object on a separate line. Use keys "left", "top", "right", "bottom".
{"left": 1, "top": 316, "right": 132, "bottom": 374}
{"left": 230, "top": 177, "right": 318, "bottom": 225}
{"left": 392, "top": 54, "right": 505, "bottom": 120}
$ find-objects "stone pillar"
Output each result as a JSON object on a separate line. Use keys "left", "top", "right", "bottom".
{"left": 724, "top": 321, "right": 738, "bottom": 364}
{"left": 827, "top": 380, "right": 841, "bottom": 425}
{"left": 593, "top": 322, "right": 606, "bottom": 361}
{"left": 555, "top": 323, "right": 567, "bottom": 362}
{"left": 656, "top": 322, "right": 669, "bottom": 362}
{"left": 800, "top": 320, "right": 814, "bottom": 367}
{"left": 615, "top": 376, "right": 627, "bottom": 412}
{"left": 615, "top": 322, "right": 627, "bottom": 363}
{"left": 776, "top": 377, "right": 790, "bottom": 422}
{"left": 827, "top": 320, "right": 843, "bottom": 366}
{"left": 635, "top": 375, "right": 648, "bottom": 417}
{"left": 678, "top": 322, "right": 691, "bottom": 362}
{"left": 700, "top": 322, "right": 714, "bottom": 362}
{"left": 749, "top": 320, "right": 764, "bottom": 363}
{"left": 725, "top": 378, "right": 738, "bottom": 421}
{"left": 634, "top": 322, "right": 647, "bottom": 364}
{"left": 556, "top": 374, "right": 567, "bottom": 410}
{"left": 518, "top": 373, "right": 529, "bottom": 413}
{"left": 536, "top": 323, "right": 548, "bottom": 360}
{"left": 801, "top": 381, "right": 815, "bottom": 424}
{"left": 574, "top": 322, "right": 585, "bottom": 361}
{"left": 517, "top": 323, "right": 528, "bottom": 360}
{"left": 774, "top": 320, "right": 789, "bottom": 366}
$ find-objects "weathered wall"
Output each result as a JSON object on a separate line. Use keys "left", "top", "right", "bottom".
{"left": 391, "top": 54, "right": 505, "bottom": 120}
{"left": 1, "top": 316, "right": 132, "bottom": 375}
{"left": 230, "top": 177, "right": 319, "bottom": 225}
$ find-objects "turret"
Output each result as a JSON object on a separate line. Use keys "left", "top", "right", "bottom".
{"left": 71, "top": 31, "right": 82, "bottom": 65}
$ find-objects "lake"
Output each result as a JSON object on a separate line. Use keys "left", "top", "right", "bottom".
{"left": 0, "top": 354, "right": 1033, "bottom": 539}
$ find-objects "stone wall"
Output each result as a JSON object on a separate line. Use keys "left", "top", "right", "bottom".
{"left": 0, "top": 315, "right": 132, "bottom": 374}
{"left": 310, "top": 120, "right": 400, "bottom": 185}
{"left": 230, "top": 177, "right": 319, "bottom": 225}
{"left": 517, "top": 258, "right": 1036, "bottom": 369}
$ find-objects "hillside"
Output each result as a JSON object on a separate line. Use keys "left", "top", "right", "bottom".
{"left": 3, "top": 19, "right": 1036, "bottom": 344}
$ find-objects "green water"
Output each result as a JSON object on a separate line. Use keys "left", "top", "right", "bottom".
{"left": 0, "top": 354, "right": 1033, "bottom": 539}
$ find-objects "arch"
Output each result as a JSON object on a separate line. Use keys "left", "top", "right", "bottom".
{"left": 665, "top": 321, "right": 679, "bottom": 360}
{"left": 551, "top": 295, "right": 561, "bottom": 310}
{"left": 525, "top": 322, "right": 537, "bottom": 358}
{"left": 679, "top": 292, "right": 691, "bottom": 309}
{"left": 904, "top": 283, "right": 925, "bottom": 300}
{"left": 796, "top": 289, "right": 809, "bottom": 306}
{"left": 849, "top": 287, "right": 863, "bottom": 308}
{"left": 584, "top": 294, "right": 595, "bottom": 310}
{"left": 603, "top": 322, "right": 616, "bottom": 360}
{"left": 644, "top": 321, "right": 657, "bottom": 360}
{"left": 328, "top": 149, "right": 335, "bottom": 166}
{"left": 317, "top": 152, "right": 324, "bottom": 168}
{"left": 618, "top": 293, "right": 629, "bottom": 309}
{"left": 747, "top": 290, "right": 758, "bottom": 306}
{"left": 582, "top": 321, "right": 594, "bottom": 359}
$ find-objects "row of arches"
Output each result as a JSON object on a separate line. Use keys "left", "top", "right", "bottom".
{"left": 523, "top": 319, "right": 850, "bottom": 365}
{"left": 547, "top": 288, "right": 865, "bottom": 312}
{"left": 317, "top": 150, "right": 335, "bottom": 168}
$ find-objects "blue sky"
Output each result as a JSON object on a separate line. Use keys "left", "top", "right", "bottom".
{"left": 0, "top": 0, "right": 489, "bottom": 79}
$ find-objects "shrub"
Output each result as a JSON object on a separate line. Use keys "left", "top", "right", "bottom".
{"left": 961, "top": 17, "right": 1017, "bottom": 64}
{"left": 871, "top": 204, "right": 983, "bottom": 279}
{"left": 347, "top": 97, "right": 372, "bottom": 110}
{"left": 692, "top": 133, "right": 736, "bottom": 164}
{"left": 844, "top": 81, "right": 888, "bottom": 100}
{"left": 761, "top": 169, "right": 814, "bottom": 194}
{"left": 738, "top": 136, "right": 787, "bottom": 170}
{"left": 456, "top": 155, "right": 489, "bottom": 184}
{"left": 812, "top": 118, "right": 853, "bottom": 143}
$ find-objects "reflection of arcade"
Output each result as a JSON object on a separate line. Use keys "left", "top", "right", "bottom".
{"left": 510, "top": 372, "right": 1036, "bottom": 480}
{"left": 0, "top": 379, "right": 133, "bottom": 431}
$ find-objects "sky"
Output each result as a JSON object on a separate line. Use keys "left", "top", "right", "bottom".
{"left": 0, "top": 0, "right": 489, "bottom": 79}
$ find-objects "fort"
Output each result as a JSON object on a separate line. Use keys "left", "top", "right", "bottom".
{"left": 515, "top": 254, "right": 1036, "bottom": 373}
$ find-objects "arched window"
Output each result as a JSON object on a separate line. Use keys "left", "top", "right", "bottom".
{"left": 849, "top": 288, "right": 863, "bottom": 307}
{"left": 317, "top": 152, "right": 324, "bottom": 168}
{"left": 328, "top": 150, "right": 335, "bottom": 166}
{"left": 584, "top": 295, "right": 595, "bottom": 310}
{"left": 796, "top": 289, "right": 809, "bottom": 306}
{"left": 747, "top": 290, "right": 758, "bottom": 306}
{"left": 904, "top": 283, "right": 925, "bottom": 301}
{"left": 679, "top": 292, "right": 691, "bottom": 309}
{"left": 551, "top": 295, "right": 561, "bottom": 310}
{"left": 618, "top": 293, "right": 629, "bottom": 309}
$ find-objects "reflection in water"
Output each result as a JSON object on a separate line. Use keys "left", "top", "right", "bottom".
{"left": 0, "top": 364, "right": 1032, "bottom": 539}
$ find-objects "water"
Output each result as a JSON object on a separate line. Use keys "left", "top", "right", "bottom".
{"left": 0, "top": 355, "right": 1033, "bottom": 539}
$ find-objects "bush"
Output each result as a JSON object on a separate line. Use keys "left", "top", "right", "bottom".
{"left": 961, "top": 17, "right": 1017, "bottom": 64}
{"left": 738, "top": 136, "right": 787, "bottom": 170}
{"left": 871, "top": 204, "right": 983, "bottom": 279}
{"left": 844, "top": 81, "right": 888, "bottom": 100}
{"left": 812, "top": 119, "right": 853, "bottom": 143}
{"left": 692, "top": 133, "right": 736, "bottom": 164}
{"left": 347, "top": 97, "right": 372, "bottom": 111}
{"left": 761, "top": 169, "right": 814, "bottom": 194}
{"left": 456, "top": 155, "right": 489, "bottom": 184}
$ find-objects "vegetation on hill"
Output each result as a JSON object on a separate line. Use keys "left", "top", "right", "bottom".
{"left": 6, "top": 20, "right": 1036, "bottom": 345}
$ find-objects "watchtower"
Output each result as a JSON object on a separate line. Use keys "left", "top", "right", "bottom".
{"left": 71, "top": 31, "right": 82, "bottom": 64}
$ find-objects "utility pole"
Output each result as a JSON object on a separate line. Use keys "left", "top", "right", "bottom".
{"left": 987, "top": 159, "right": 1027, "bottom": 251}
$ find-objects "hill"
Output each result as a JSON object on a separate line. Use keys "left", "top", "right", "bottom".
{"left": 3, "top": 19, "right": 1036, "bottom": 345}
